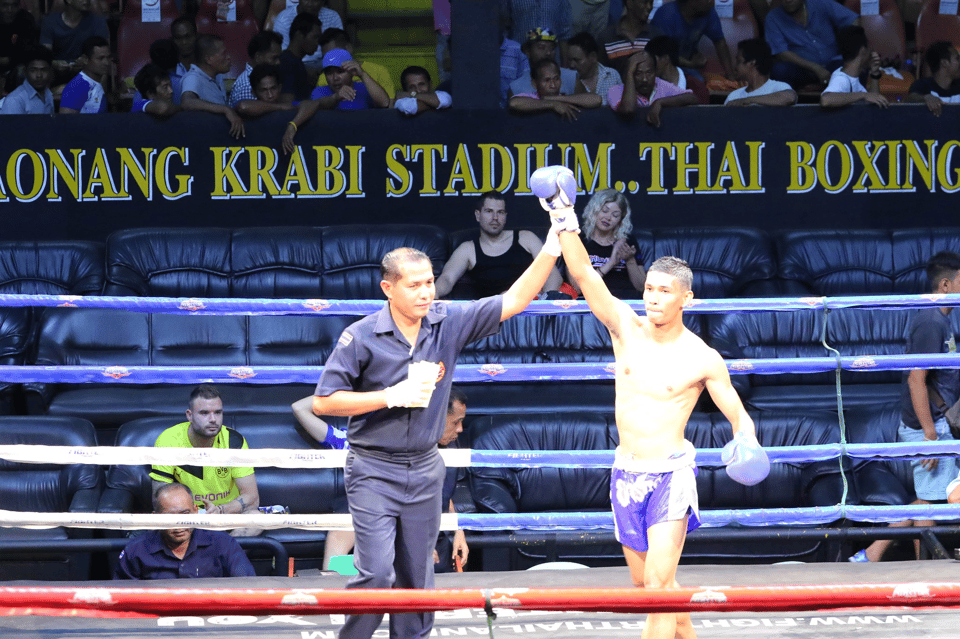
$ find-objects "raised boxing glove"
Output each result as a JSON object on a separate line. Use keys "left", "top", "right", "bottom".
{"left": 530, "top": 165, "right": 578, "bottom": 211}
{"left": 722, "top": 431, "right": 770, "bottom": 486}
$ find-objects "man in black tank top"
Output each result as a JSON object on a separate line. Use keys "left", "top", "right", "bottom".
{"left": 436, "top": 191, "right": 563, "bottom": 298}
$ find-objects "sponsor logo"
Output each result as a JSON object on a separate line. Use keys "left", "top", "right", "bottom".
{"left": 281, "top": 592, "right": 319, "bottom": 606}
{"left": 923, "top": 294, "right": 945, "bottom": 303}
{"left": 891, "top": 583, "right": 933, "bottom": 598}
{"left": 691, "top": 589, "right": 727, "bottom": 604}
{"left": 304, "top": 299, "right": 332, "bottom": 312}
{"left": 551, "top": 299, "right": 578, "bottom": 310}
{"left": 800, "top": 297, "right": 825, "bottom": 306}
{"left": 216, "top": 467, "right": 229, "bottom": 478}
{"left": 489, "top": 595, "right": 522, "bottom": 607}
{"left": 603, "top": 363, "right": 617, "bottom": 374}
{"left": 228, "top": 367, "right": 256, "bottom": 379}
{"left": 728, "top": 360, "right": 754, "bottom": 372}
{"left": 479, "top": 364, "right": 506, "bottom": 376}
{"left": 179, "top": 298, "right": 206, "bottom": 311}
{"left": 57, "top": 295, "right": 82, "bottom": 308}
{"left": 70, "top": 589, "right": 114, "bottom": 604}
{"left": 102, "top": 366, "right": 131, "bottom": 379}
{"left": 436, "top": 361, "right": 445, "bottom": 382}
{"left": 850, "top": 357, "right": 877, "bottom": 369}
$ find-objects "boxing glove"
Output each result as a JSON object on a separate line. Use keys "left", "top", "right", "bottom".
{"left": 530, "top": 165, "right": 577, "bottom": 207}
{"left": 722, "top": 431, "right": 770, "bottom": 486}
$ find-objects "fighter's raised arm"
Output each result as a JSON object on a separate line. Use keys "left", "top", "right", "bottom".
{"left": 531, "top": 165, "right": 634, "bottom": 334}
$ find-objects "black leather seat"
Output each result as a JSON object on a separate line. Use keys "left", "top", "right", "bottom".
{"left": 468, "top": 410, "right": 846, "bottom": 569}
{"left": 99, "top": 414, "right": 348, "bottom": 573}
{"left": 0, "top": 416, "right": 103, "bottom": 580}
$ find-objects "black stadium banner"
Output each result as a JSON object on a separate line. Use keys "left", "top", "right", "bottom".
{"left": 0, "top": 105, "right": 955, "bottom": 241}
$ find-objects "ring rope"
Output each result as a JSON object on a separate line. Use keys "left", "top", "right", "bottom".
{"left": 1, "top": 582, "right": 959, "bottom": 616}
{"left": 821, "top": 306, "right": 850, "bottom": 519}
{"left": 2, "top": 441, "right": 957, "bottom": 468}
{"left": 2, "top": 352, "right": 960, "bottom": 385}
{"left": 0, "top": 293, "right": 956, "bottom": 315}
{"left": 2, "top": 503, "right": 957, "bottom": 532}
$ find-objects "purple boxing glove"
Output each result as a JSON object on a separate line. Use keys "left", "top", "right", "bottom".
{"left": 722, "top": 431, "right": 770, "bottom": 486}
{"left": 530, "top": 165, "right": 579, "bottom": 234}
{"left": 530, "top": 165, "right": 577, "bottom": 211}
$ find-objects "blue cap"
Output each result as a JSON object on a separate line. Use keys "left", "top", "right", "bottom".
{"left": 322, "top": 48, "right": 353, "bottom": 71}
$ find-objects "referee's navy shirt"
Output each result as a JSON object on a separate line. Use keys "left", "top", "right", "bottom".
{"left": 316, "top": 297, "right": 503, "bottom": 454}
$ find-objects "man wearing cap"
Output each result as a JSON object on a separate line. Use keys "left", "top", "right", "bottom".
{"left": 281, "top": 47, "right": 389, "bottom": 153}
{"left": 509, "top": 27, "right": 582, "bottom": 98}
{"left": 310, "top": 47, "right": 389, "bottom": 110}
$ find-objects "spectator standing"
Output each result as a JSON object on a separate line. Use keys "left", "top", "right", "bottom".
{"left": 570, "top": 0, "right": 610, "bottom": 41}
{"left": 608, "top": 50, "right": 697, "bottom": 126}
{"left": 0, "top": 0, "right": 38, "bottom": 93}
{"left": 114, "top": 483, "right": 256, "bottom": 580}
{"left": 58, "top": 34, "right": 109, "bottom": 113}
{"left": 181, "top": 34, "right": 245, "bottom": 139}
{"left": 315, "top": 28, "right": 395, "bottom": 98}
{"left": 500, "top": 34, "right": 525, "bottom": 107}
{"left": 273, "top": 0, "right": 342, "bottom": 47}
{"left": 394, "top": 65, "right": 452, "bottom": 116}
{"left": 502, "top": 0, "right": 573, "bottom": 44}
{"left": 170, "top": 16, "right": 197, "bottom": 97}
{"left": 236, "top": 63, "right": 296, "bottom": 117}
{"left": 509, "top": 57, "right": 601, "bottom": 119}
{"left": 649, "top": 0, "right": 734, "bottom": 80}
{"left": 820, "top": 25, "right": 887, "bottom": 109}
{"left": 433, "top": 0, "right": 451, "bottom": 83}
{"left": 39, "top": 0, "right": 108, "bottom": 72}
{"left": 566, "top": 31, "right": 622, "bottom": 106}
{"left": 1, "top": 45, "right": 53, "bottom": 115}
{"left": 764, "top": 0, "right": 857, "bottom": 88}
{"left": 904, "top": 41, "right": 960, "bottom": 116}
{"left": 309, "top": 47, "right": 388, "bottom": 109}
{"left": 724, "top": 38, "right": 797, "bottom": 106}
{"left": 131, "top": 63, "right": 181, "bottom": 117}
{"left": 645, "top": 35, "right": 709, "bottom": 104}
{"left": 279, "top": 13, "right": 322, "bottom": 103}
{"left": 598, "top": 0, "right": 654, "bottom": 77}
{"left": 229, "top": 30, "right": 283, "bottom": 107}
{"left": 564, "top": 189, "right": 645, "bottom": 298}
{"left": 850, "top": 252, "right": 960, "bottom": 562}
{"left": 435, "top": 190, "right": 563, "bottom": 298}
{"left": 510, "top": 27, "right": 581, "bottom": 97}
{"left": 281, "top": 48, "right": 389, "bottom": 152}
{"left": 150, "top": 385, "right": 262, "bottom": 537}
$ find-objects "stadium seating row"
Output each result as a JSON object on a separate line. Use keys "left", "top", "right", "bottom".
{"left": 0, "top": 404, "right": 915, "bottom": 579}
{"left": 3, "top": 225, "right": 960, "bottom": 427}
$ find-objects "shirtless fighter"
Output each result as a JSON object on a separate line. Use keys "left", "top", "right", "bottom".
{"left": 530, "top": 165, "right": 770, "bottom": 639}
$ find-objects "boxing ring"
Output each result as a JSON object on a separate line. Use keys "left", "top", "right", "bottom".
{"left": 2, "top": 292, "right": 960, "bottom": 638}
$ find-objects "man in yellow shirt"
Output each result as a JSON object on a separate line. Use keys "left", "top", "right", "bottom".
{"left": 150, "top": 385, "right": 261, "bottom": 537}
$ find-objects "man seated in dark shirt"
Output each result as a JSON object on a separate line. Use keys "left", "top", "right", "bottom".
{"left": 114, "top": 482, "right": 256, "bottom": 580}
{"left": 904, "top": 41, "right": 960, "bottom": 117}
{"left": 435, "top": 191, "right": 562, "bottom": 298}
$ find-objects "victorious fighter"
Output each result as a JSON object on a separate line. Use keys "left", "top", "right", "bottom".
{"left": 530, "top": 166, "right": 769, "bottom": 639}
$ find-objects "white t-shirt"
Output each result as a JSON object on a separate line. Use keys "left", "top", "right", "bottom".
{"left": 822, "top": 68, "right": 866, "bottom": 95}
{"left": 724, "top": 78, "right": 793, "bottom": 104}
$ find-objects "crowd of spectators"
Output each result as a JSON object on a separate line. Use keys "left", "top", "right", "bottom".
{"left": 1, "top": 0, "right": 958, "bottom": 120}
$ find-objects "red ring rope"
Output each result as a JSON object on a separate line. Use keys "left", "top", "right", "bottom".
{"left": 2, "top": 583, "right": 959, "bottom": 617}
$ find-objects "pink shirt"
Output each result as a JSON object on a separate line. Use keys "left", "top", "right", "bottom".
{"left": 607, "top": 78, "right": 691, "bottom": 109}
